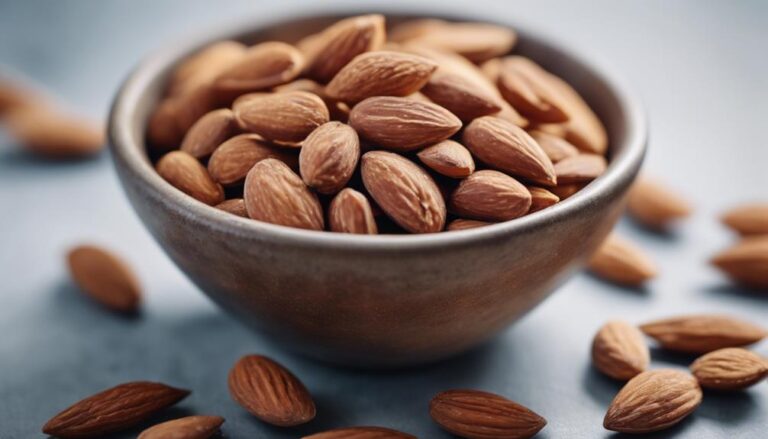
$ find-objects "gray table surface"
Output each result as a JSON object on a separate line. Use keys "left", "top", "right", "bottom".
{"left": 1, "top": 0, "right": 766, "bottom": 437}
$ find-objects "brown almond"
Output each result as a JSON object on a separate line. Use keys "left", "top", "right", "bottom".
{"left": 67, "top": 245, "right": 141, "bottom": 313}
{"left": 138, "top": 415, "right": 224, "bottom": 439}
{"left": 450, "top": 170, "right": 532, "bottom": 222}
{"left": 553, "top": 153, "right": 607, "bottom": 184}
{"left": 156, "top": 151, "right": 224, "bottom": 205}
{"left": 180, "top": 108, "right": 238, "bottom": 158}
{"left": 208, "top": 134, "right": 298, "bottom": 186}
{"left": 299, "top": 121, "right": 360, "bottom": 194}
{"left": 42, "top": 381, "right": 190, "bottom": 438}
{"left": 711, "top": 236, "right": 768, "bottom": 289}
{"left": 690, "top": 348, "right": 768, "bottom": 390}
{"left": 329, "top": 188, "right": 378, "bottom": 234}
{"left": 721, "top": 203, "right": 768, "bottom": 236}
{"left": 447, "top": 219, "right": 491, "bottom": 231}
{"left": 172, "top": 84, "right": 219, "bottom": 133}
{"left": 274, "top": 79, "right": 349, "bottom": 122}
{"left": 463, "top": 116, "right": 556, "bottom": 186}
{"left": 544, "top": 74, "right": 608, "bottom": 154}
{"left": 233, "top": 91, "right": 329, "bottom": 143}
{"left": 421, "top": 71, "right": 502, "bottom": 121}
{"left": 213, "top": 41, "right": 304, "bottom": 93}
{"left": 168, "top": 40, "right": 246, "bottom": 97}
{"left": 592, "top": 321, "right": 650, "bottom": 380}
{"left": 303, "top": 426, "right": 416, "bottom": 439}
{"left": 228, "top": 355, "right": 315, "bottom": 426}
{"left": 215, "top": 198, "right": 248, "bottom": 218}
{"left": 361, "top": 151, "right": 445, "bottom": 233}
{"left": 603, "top": 370, "right": 702, "bottom": 434}
{"left": 417, "top": 140, "right": 475, "bottom": 178}
{"left": 147, "top": 98, "right": 183, "bottom": 151}
{"left": 325, "top": 51, "right": 437, "bottom": 104}
{"left": 430, "top": 389, "right": 546, "bottom": 439}
{"left": 626, "top": 177, "right": 692, "bottom": 229}
{"left": 388, "top": 19, "right": 448, "bottom": 43}
{"left": 0, "top": 77, "right": 45, "bottom": 115}
{"left": 497, "top": 56, "right": 571, "bottom": 123}
{"left": 528, "top": 130, "right": 579, "bottom": 163}
{"left": 349, "top": 96, "right": 461, "bottom": 151}
{"left": 640, "top": 314, "right": 767, "bottom": 353}
{"left": 527, "top": 187, "right": 559, "bottom": 213}
{"left": 5, "top": 106, "right": 104, "bottom": 158}
{"left": 587, "top": 233, "right": 657, "bottom": 286}
{"left": 549, "top": 183, "right": 584, "bottom": 200}
{"left": 243, "top": 158, "right": 324, "bottom": 230}
{"left": 405, "top": 22, "right": 517, "bottom": 63}
{"left": 479, "top": 57, "right": 502, "bottom": 82}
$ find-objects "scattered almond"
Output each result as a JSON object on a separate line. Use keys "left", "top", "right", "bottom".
{"left": 527, "top": 187, "right": 559, "bottom": 213}
{"left": 640, "top": 314, "right": 767, "bottom": 353}
{"left": 497, "top": 56, "right": 570, "bottom": 123}
{"left": 215, "top": 198, "right": 248, "bottom": 217}
{"left": 721, "top": 203, "right": 768, "bottom": 236}
{"left": 299, "top": 121, "right": 360, "bottom": 194}
{"left": 690, "top": 347, "right": 768, "bottom": 390}
{"left": 592, "top": 321, "right": 650, "bottom": 380}
{"left": 233, "top": 91, "right": 329, "bottom": 143}
{"left": 329, "top": 188, "right": 378, "bottom": 234}
{"left": 447, "top": 219, "right": 492, "bottom": 231}
{"left": 528, "top": 130, "right": 579, "bottom": 163}
{"left": 626, "top": 177, "right": 692, "bottom": 230}
{"left": 587, "top": 233, "right": 657, "bottom": 287}
{"left": 213, "top": 41, "right": 304, "bottom": 93}
{"left": 450, "top": 170, "right": 532, "bottom": 222}
{"left": 553, "top": 153, "right": 607, "bottom": 184}
{"left": 138, "top": 415, "right": 224, "bottom": 439}
{"left": 5, "top": 105, "right": 104, "bottom": 158}
{"left": 208, "top": 134, "right": 299, "bottom": 186}
{"left": 180, "top": 108, "right": 238, "bottom": 158}
{"left": 711, "top": 236, "right": 768, "bottom": 289}
{"left": 303, "top": 426, "right": 416, "bottom": 439}
{"left": 417, "top": 140, "right": 475, "bottom": 178}
{"left": 67, "top": 245, "right": 141, "bottom": 313}
{"left": 156, "top": 150, "right": 225, "bottom": 205}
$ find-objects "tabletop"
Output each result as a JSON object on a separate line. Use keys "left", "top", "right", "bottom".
{"left": 1, "top": 1, "right": 767, "bottom": 438}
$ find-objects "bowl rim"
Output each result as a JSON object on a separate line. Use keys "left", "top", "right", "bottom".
{"left": 108, "top": 9, "right": 647, "bottom": 252}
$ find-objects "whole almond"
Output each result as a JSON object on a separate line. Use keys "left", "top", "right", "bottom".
{"left": 497, "top": 56, "right": 570, "bottom": 123}
{"left": 299, "top": 121, "right": 360, "bottom": 194}
{"left": 146, "top": 98, "right": 183, "bottom": 151}
{"left": 447, "top": 219, "right": 491, "bottom": 231}
{"left": 67, "top": 245, "right": 141, "bottom": 313}
{"left": 450, "top": 170, "right": 532, "bottom": 222}
{"left": 274, "top": 78, "right": 350, "bottom": 122}
{"left": 349, "top": 96, "right": 461, "bottom": 151}
{"left": 138, "top": 415, "right": 224, "bottom": 439}
{"left": 421, "top": 71, "right": 502, "bottom": 122}
{"left": 527, "top": 187, "right": 559, "bottom": 213}
{"left": 42, "top": 381, "right": 190, "bottom": 438}
{"left": 690, "top": 348, "right": 768, "bottom": 390}
{"left": 711, "top": 236, "right": 768, "bottom": 289}
{"left": 603, "top": 370, "right": 702, "bottom": 434}
{"left": 417, "top": 140, "right": 475, "bottom": 178}
{"left": 543, "top": 74, "right": 608, "bottom": 154}
{"left": 233, "top": 91, "right": 329, "bottom": 143}
{"left": 553, "top": 153, "right": 607, "bottom": 184}
{"left": 463, "top": 116, "right": 556, "bottom": 186}
{"left": 388, "top": 19, "right": 448, "bottom": 43}
{"left": 361, "top": 151, "right": 445, "bottom": 233}
{"left": 587, "top": 233, "right": 657, "bottom": 286}
{"left": 592, "top": 321, "right": 650, "bottom": 380}
{"left": 215, "top": 198, "right": 248, "bottom": 218}
{"left": 244, "top": 158, "right": 324, "bottom": 230}
{"left": 208, "top": 134, "right": 298, "bottom": 186}
{"left": 168, "top": 40, "right": 246, "bottom": 97}
{"left": 528, "top": 130, "right": 579, "bottom": 163}
{"left": 329, "top": 188, "right": 378, "bottom": 234}
{"left": 325, "top": 51, "right": 437, "bottom": 103}
{"left": 430, "top": 389, "right": 546, "bottom": 439}
{"left": 180, "top": 108, "right": 238, "bottom": 158}
{"left": 405, "top": 22, "right": 516, "bottom": 63}
{"left": 5, "top": 106, "right": 104, "bottom": 158}
{"left": 721, "top": 203, "right": 768, "bottom": 236}
{"left": 156, "top": 151, "right": 224, "bottom": 205}
{"left": 213, "top": 41, "right": 304, "bottom": 93}
{"left": 228, "top": 355, "right": 315, "bottom": 426}
{"left": 640, "top": 314, "right": 767, "bottom": 353}
{"left": 303, "top": 426, "right": 416, "bottom": 439}
{"left": 626, "top": 177, "right": 692, "bottom": 229}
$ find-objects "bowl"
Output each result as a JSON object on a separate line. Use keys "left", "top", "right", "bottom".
{"left": 108, "top": 11, "right": 647, "bottom": 367}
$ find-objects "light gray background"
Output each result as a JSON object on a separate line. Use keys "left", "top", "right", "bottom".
{"left": 1, "top": 1, "right": 766, "bottom": 438}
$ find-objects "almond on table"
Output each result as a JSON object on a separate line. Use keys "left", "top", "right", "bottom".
{"left": 626, "top": 177, "right": 692, "bottom": 230}
{"left": 67, "top": 244, "right": 141, "bottom": 313}
{"left": 592, "top": 320, "right": 649, "bottom": 381}
{"left": 690, "top": 347, "right": 768, "bottom": 390}
{"left": 587, "top": 233, "right": 657, "bottom": 287}
{"left": 138, "top": 415, "right": 224, "bottom": 439}
{"left": 711, "top": 235, "right": 768, "bottom": 289}
{"left": 721, "top": 202, "right": 768, "bottom": 236}
{"left": 640, "top": 314, "right": 767, "bottom": 353}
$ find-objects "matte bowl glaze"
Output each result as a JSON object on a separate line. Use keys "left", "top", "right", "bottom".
{"left": 108, "top": 11, "right": 646, "bottom": 367}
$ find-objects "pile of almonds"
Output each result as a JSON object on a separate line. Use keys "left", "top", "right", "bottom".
{"left": 149, "top": 15, "right": 609, "bottom": 234}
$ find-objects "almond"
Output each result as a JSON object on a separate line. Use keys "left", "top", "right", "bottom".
{"left": 721, "top": 203, "right": 768, "bottom": 236}
{"left": 553, "top": 153, "right": 607, "bottom": 184}
{"left": 447, "top": 219, "right": 491, "bottom": 231}
{"left": 156, "top": 151, "right": 225, "bottom": 205}
{"left": 497, "top": 56, "right": 571, "bottom": 123}
{"left": 146, "top": 98, "right": 183, "bottom": 151}
{"left": 405, "top": 22, "right": 516, "bottom": 63}
{"left": 527, "top": 187, "right": 559, "bottom": 213}
{"left": 592, "top": 321, "right": 650, "bottom": 380}
{"left": 543, "top": 74, "right": 608, "bottom": 154}
{"left": 180, "top": 108, "right": 238, "bottom": 158}
{"left": 429, "top": 389, "right": 546, "bottom": 439}
{"left": 691, "top": 348, "right": 768, "bottom": 390}
{"left": 233, "top": 91, "right": 329, "bottom": 143}
{"left": 303, "top": 426, "right": 416, "bottom": 439}
{"left": 228, "top": 355, "right": 315, "bottom": 426}
{"left": 711, "top": 236, "right": 768, "bottom": 289}
{"left": 528, "top": 130, "right": 579, "bottom": 163}
{"left": 450, "top": 170, "right": 532, "bottom": 222}
{"left": 67, "top": 245, "right": 141, "bottom": 313}
{"left": 273, "top": 78, "right": 349, "bottom": 122}
{"left": 0, "top": 77, "right": 43, "bottom": 114}
{"left": 172, "top": 84, "right": 219, "bottom": 133}
{"left": 5, "top": 106, "right": 104, "bottom": 158}
{"left": 168, "top": 40, "right": 246, "bottom": 97}
{"left": 349, "top": 96, "right": 461, "bottom": 151}
{"left": 603, "top": 370, "right": 702, "bottom": 434}
{"left": 208, "top": 134, "right": 298, "bottom": 186}
{"left": 587, "top": 233, "right": 657, "bottom": 286}
{"left": 463, "top": 116, "right": 556, "bottom": 186}
{"left": 325, "top": 51, "right": 437, "bottom": 103}
{"left": 42, "top": 381, "right": 190, "bottom": 438}
{"left": 417, "top": 140, "right": 475, "bottom": 178}
{"left": 626, "top": 177, "right": 692, "bottom": 230}
{"left": 213, "top": 41, "right": 304, "bottom": 93}
{"left": 549, "top": 183, "right": 584, "bottom": 200}
{"left": 388, "top": 19, "right": 448, "bottom": 43}
{"left": 361, "top": 151, "right": 445, "bottom": 233}
{"left": 215, "top": 198, "right": 248, "bottom": 217}
{"left": 299, "top": 121, "right": 360, "bottom": 194}
{"left": 243, "top": 158, "right": 324, "bottom": 230}
{"left": 640, "top": 314, "right": 767, "bottom": 353}
{"left": 329, "top": 188, "right": 378, "bottom": 234}
{"left": 138, "top": 415, "right": 224, "bottom": 439}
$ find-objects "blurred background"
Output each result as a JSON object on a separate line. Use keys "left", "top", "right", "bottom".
{"left": 1, "top": 0, "right": 766, "bottom": 437}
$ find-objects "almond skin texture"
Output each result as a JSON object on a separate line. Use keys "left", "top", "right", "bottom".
{"left": 603, "top": 370, "right": 702, "bottom": 434}
{"left": 626, "top": 178, "right": 692, "bottom": 230}
{"left": 233, "top": 91, "right": 329, "bottom": 143}
{"left": 527, "top": 187, "right": 559, "bottom": 213}
{"left": 450, "top": 170, "right": 532, "bottom": 222}
{"left": 213, "top": 41, "right": 304, "bottom": 93}
{"left": 215, "top": 198, "right": 248, "bottom": 218}
{"left": 156, "top": 151, "right": 225, "bottom": 205}
{"left": 417, "top": 140, "right": 475, "bottom": 178}
{"left": 405, "top": 22, "right": 516, "bottom": 63}
{"left": 138, "top": 415, "right": 224, "bottom": 439}
{"left": 640, "top": 315, "right": 768, "bottom": 353}
{"left": 463, "top": 116, "right": 556, "bottom": 186}
{"left": 587, "top": 233, "right": 657, "bottom": 287}
{"left": 208, "top": 134, "right": 299, "bottom": 186}
{"left": 721, "top": 203, "right": 768, "bottom": 236}
{"left": 243, "top": 158, "right": 324, "bottom": 230}
{"left": 690, "top": 348, "right": 768, "bottom": 390}
{"left": 329, "top": 188, "right": 378, "bottom": 234}
{"left": 553, "top": 153, "right": 607, "bottom": 184}
{"left": 447, "top": 219, "right": 491, "bottom": 231}
{"left": 42, "top": 382, "right": 190, "bottom": 438}
{"left": 528, "top": 130, "right": 579, "bottom": 163}
{"left": 349, "top": 96, "right": 461, "bottom": 151}
{"left": 303, "top": 426, "right": 416, "bottom": 439}
{"left": 325, "top": 51, "right": 438, "bottom": 104}
{"left": 711, "top": 236, "right": 768, "bottom": 289}
{"left": 592, "top": 321, "right": 650, "bottom": 380}
{"left": 180, "top": 108, "right": 238, "bottom": 158}
{"left": 430, "top": 389, "right": 546, "bottom": 439}
{"left": 5, "top": 106, "right": 104, "bottom": 158}
{"left": 361, "top": 151, "right": 446, "bottom": 233}
{"left": 299, "top": 121, "right": 360, "bottom": 194}
{"left": 228, "top": 355, "right": 316, "bottom": 426}
{"left": 497, "top": 56, "right": 571, "bottom": 123}
{"left": 168, "top": 40, "right": 246, "bottom": 97}
{"left": 67, "top": 245, "right": 141, "bottom": 313}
